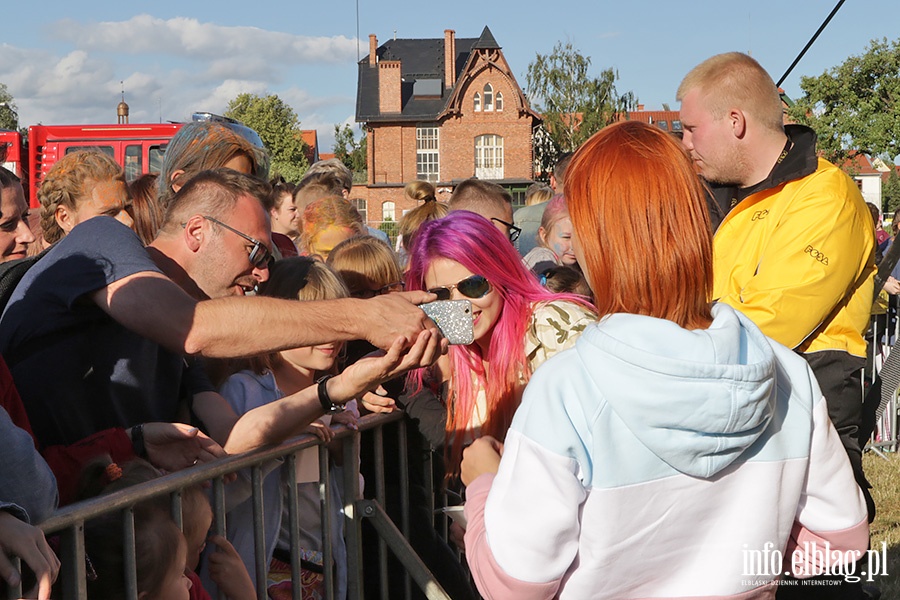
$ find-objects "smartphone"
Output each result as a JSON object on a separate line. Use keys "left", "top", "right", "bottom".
{"left": 420, "top": 299, "right": 475, "bottom": 345}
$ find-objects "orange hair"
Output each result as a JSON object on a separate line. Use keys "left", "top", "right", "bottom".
{"left": 565, "top": 121, "right": 712, "bottom": 330}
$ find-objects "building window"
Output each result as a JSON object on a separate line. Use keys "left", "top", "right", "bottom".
{"left": 351, "top": 198, "right": 367, "bottom": 224}
{"left": 671, "top": 120, "right": 682, "bottom": 132}
{"left": 483, "top": 84, "right": 494, "bottom": 112}
{"left": 416, "top": 126, "right": 440, "bottom": 182}
{"left": 474, "top": 134, "right": 504, "bottom": 180}
{"left": 474, "top": 92, "right": 481, "bottom": 112}
{"left": 658, "top": 120, "right": 668, "bottom": 131}
{"left": 496, "top": 92, "right": 503, "bottom": 112}
{"left": 382, "top": 201, "right": 396, "bottom": 221}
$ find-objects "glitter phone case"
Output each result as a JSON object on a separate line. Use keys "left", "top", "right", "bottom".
{"left": 420, "top": 299, "right": 475, "bottom": 345}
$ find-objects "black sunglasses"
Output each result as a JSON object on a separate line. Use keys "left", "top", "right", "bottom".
{"left": 202, "top": 215, "right": 273, "bottom": 269}
{"left": 491, "top": 217, "right": 522, "bottom": 243}
{"left": 352, "top": 281, "right": 406, "bottom": 299}
{"left": 427, "top": 274, "right": 491, "bottom": 301}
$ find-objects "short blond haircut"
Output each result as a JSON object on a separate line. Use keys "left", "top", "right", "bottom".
{"left": 676, "top": 52, "right": 784, "bottom": 133}
{"left": 299, "top": 196, "right": 366, "bottom": 254}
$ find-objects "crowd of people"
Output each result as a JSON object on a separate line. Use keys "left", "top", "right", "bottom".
{"left": 0, "top": 50, "right": 882, "bottom": 600}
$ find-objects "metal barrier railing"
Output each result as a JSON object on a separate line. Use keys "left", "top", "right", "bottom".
{"left": 867, "top": 298, "right": 900, "bottom": 453}
{"left": 8, "top": 412, "right": 452, "bottom": 600}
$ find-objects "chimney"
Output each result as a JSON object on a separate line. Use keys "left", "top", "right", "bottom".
{"left": 637, "top": 103, "right": 645, "bottom": 111}
{"left": 444, "top": 29, "right": 456, "bottom": 89}
{"left": 379, "top": 60, "right": 402, "bottom": 113}
{"left": 369, "top": 34, "right": 378, "bottom": 66}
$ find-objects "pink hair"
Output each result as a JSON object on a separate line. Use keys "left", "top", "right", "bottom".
{"left": 406, "top": 210, "right": 593, "bottom": 475}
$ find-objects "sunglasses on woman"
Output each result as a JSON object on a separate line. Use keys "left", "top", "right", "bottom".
{"left": 427, "top": 274, "right": 491, "bottom": 300}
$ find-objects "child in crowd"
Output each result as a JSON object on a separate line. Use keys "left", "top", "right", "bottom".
{"left": 522, "top": 195, "right": 578, "bottom": 274}
{"left": 299, "top": 197, "right": 366, "bottom": 261}
{"left": 539, "top": 265, "right": 593, "bottom": 299}
{"left": 77, "top": 458, "right": 254, "bottom": 600}
{"left": 220, "top": 257, "right": 426, "bottom": 599}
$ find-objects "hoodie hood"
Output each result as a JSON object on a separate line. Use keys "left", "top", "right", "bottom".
{"left": 578, "top": 303, "right": 776, "bottom": 478}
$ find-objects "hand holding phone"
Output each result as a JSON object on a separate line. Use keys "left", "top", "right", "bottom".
{"left": 420, "top": 299, "right": 474, "bottom": 345}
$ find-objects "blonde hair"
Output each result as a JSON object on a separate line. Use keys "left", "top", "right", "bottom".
{"left": 38, "top": 150, "right": 126, "bottom": 244}
{"left": 327, "top": 235, "right": 402, "bottom": 295}
{"left": 676, "top": 52, "right": 784, "bottom": 132}
{"left": 250, "top": 257, "right": 349, "bottom": 373}
{"left": 399, "top": 181, "right": 449, "bottom": 250}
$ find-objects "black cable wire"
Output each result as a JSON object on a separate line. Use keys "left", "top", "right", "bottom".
{"left": 776, "top": 0, "right": 846, "bottom": 88}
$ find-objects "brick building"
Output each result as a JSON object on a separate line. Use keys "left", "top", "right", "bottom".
{"left": 352, "top": 26, "right": 540, "bottom": 227}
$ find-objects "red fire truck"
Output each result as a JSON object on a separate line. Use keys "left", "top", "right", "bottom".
{"left": 0, "top": 113, "right": 263, "bottom": 208}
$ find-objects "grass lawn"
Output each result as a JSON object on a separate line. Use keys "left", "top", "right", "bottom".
{"left": 863, "top": 451, "right": 900, "bottom": 594}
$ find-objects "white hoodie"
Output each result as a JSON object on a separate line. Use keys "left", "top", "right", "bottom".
{"left": 464, "top": 303, "right": 868, "bottom": 599}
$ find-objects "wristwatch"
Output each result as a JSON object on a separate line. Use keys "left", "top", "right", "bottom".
{"left": 316, "top": 375, "right": 344, "bottom": 413}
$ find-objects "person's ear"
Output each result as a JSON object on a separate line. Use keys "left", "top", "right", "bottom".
{"left": 538, "top": 226, "right": 548, "bottom": 245}
{"left": 184, "top": 214, "right": 205, "bottom": 252}
{"left": 729, "top": 109, "right": 747, "bottom": 139}
{"left": 55, "top": 204, "right": 75, "bottom": 234}
{"left": 170, "top": 169, "right": 186, "bottom": 194}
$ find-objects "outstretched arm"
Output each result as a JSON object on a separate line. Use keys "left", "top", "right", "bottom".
{"left": 92, "top": 272, "right": 440, "bottom": 357}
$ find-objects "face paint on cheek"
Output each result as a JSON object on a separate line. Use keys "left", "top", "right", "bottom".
{"left": 552, "top": 242, "right": 566, "bottom": 256}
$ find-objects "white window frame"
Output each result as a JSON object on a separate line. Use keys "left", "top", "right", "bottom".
{"left": 474, "top": 92, "right": 481, "bottom": 112}
{"left": 382, "top": 201, "right": 396, "bottom": 221}
{"left": 474, "top": 134, "right": 504, "bottom": 180}
{"left": 416, "top": 126, "right": 440, "bottom": 182}
{"left": 495, "top": 91, "right": 503, "bottom": 112}
{"left": 483, "top": 83, "right": 494, "bottom": 112}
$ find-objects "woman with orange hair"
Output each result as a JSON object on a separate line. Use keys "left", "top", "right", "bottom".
{"left": 460, "top": 121, "right": 868, "bottom": 598}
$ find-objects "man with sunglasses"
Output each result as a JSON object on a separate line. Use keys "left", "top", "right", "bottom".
{"left": 448, "top": 178, "right": 519, "bottom": 242}
{"left": 0, "top": 168, "right": 443, "bottom": 467}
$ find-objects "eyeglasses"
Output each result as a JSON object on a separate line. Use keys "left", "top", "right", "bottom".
{"left": 427, "top": 274, "right": 491, "bottom": 301}
{"left": 352, "top": 281, "right": 406, "bottom": 299}
{"left": 202, "top": 215, "right": 273, "bottom": 269}
{"left": 491, "top": 217, "right": 522, "bottom": 243}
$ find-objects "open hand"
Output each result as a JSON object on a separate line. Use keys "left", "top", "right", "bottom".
{"left": 142, "top": 422, "right": 228, "bottom": 472}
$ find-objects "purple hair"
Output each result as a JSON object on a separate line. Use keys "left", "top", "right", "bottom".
{"left": 406, "top": 210, "right": 593, "bottom": 474}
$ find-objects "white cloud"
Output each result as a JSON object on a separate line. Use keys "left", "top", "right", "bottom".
{"left": 51, "top": 15, "right": 358, "bottom": 65}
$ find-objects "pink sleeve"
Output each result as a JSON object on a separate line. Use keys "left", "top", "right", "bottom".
{"left": 463, "top": 474, "right": 562, "bottom": 600}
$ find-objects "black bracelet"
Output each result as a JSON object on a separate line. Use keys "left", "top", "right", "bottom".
{"left": 317, "top": 375, "right": 337, "bottom": 412}
{"left": 131, "top": 423, "right": 147, "bottom": 458}
{"left": 317, "top": 375, "right": 345, "bottom": 413}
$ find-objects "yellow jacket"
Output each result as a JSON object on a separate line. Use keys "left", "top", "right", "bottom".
{"left": 712, "top": 157, "right": 875, "bottom": 358}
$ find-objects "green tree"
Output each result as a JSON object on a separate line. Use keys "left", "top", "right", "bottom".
{"left": 884, "top": 168, "right": 900, "bottom": 216}
{"left": 788, "top": 38, "right": 900, "bottom": 165}
{"left": 0, "top": 83, "right": 19, "bottom": 131}
{"left": 225, "top": 93, "right": 309, "bottom": 183}
{"left": 526, "top": 41, "right": 635, "bottom": 169}
{"left": 333, "top": 123, "right": 367, "bottom": 181}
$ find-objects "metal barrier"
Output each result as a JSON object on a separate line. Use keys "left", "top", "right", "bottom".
{"left": 867, "top": 298, "right": 900, "bottom": 453}
{"left": 9, "top": 412, "right": 453, "bottom": 600}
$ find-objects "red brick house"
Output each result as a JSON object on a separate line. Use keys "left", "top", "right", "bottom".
{"left": 352, "top": 26, "right": 540, "bottom": 225}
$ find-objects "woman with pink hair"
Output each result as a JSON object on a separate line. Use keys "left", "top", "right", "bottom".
{"left": 405, "top": 210, "right": 595, "bottom": 480}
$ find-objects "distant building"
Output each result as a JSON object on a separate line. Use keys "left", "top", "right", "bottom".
{"left": 300, "top": 130, "right": 320, "bottom": 166}
{"left": 623, "top": 104, "right": 683, "bottom": 134}
{"left": 353, "top": 26, "right": 540, "bottom": 225}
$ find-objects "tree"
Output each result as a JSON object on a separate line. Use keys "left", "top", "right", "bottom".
{"left": 0, "top": 83, "right": 18, "bottom": 131}
{"left": 884, "top": 169, "right": 900, "bottom": 216}
{"left": 526, "top": 41, "right": 635, "bottom": 169}
{"left": 333, "top": 123, "right": 367, "bottom": 180}
{"left": 787, "top": 38, "right": 900, "bottom": 165}
{"left": 225, "top": 93, "right": 309, "bottom": 183}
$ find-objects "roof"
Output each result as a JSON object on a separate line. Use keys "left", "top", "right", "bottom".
{"left": 300, "top": 129, "right": 319, "bottom": 164}
{"left": 356, "top": 27, "right": 499, "bottom": 123}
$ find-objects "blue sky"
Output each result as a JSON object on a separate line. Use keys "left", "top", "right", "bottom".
{"left": 1, "top": 0, "right": 892, "bottom": 151}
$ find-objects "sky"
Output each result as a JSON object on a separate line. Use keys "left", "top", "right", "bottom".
{"left": 0, "top": 0, "right": 892, "bottom": 152}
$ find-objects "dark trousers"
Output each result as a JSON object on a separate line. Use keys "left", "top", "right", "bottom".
{"left": 775, "top": 351, "right": 870, "bottom": 600}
